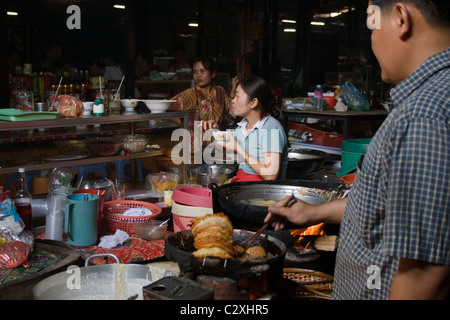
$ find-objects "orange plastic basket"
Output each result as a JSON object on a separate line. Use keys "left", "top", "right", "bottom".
{"left": 102, "top": 200, "right": 162, "bottom": 236}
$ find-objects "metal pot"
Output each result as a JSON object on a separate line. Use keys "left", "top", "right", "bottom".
{"left": 165, "top": 229, "right": 286, "bottom": 292}
{"left": 77, "top": 179, "right": 114, "bottom": 201}
{"left": 286, "top": 149, "right": 329, "bottom": 178}
{"left": 32, "top": 254, "right": 173, "bottom": 300}
{"left": 189, "top": 164, "right": 236, "bottom": 187}
{"left": 211, "top": 180, "right": 345, "bottom": 227}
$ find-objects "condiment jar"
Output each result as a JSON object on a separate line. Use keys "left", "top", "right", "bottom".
{"left": 93, "top": 97, "right": 104, "bottom": 117}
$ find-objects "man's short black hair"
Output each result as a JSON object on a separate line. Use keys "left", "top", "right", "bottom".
{"left": 372, "top": 0, "right": 450, "bottom": 28}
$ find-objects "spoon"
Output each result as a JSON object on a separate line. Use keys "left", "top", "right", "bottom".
{"left": 158, "top": 218, "right": 171, "bottom": 227}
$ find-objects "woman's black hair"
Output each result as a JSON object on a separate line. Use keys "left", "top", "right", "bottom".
{"left": 193, "top": 57, "right": 217, "bottom": 76}
{"left": 237, "top": 75, "right": 282, "bottom": 120}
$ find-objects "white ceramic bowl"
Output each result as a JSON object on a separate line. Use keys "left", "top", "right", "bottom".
{"left": 82, "top": 102, "right": 94, "bottom": 112}
{"left": 143, "top": 100, "right": 175, "bottom": 114}
{"left": 120, "top": 99, "right": 139, "bottom": 108}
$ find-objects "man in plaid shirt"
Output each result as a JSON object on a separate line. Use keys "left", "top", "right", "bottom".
{"left": 266, "top": 0, "right": 450, "bottom": 299}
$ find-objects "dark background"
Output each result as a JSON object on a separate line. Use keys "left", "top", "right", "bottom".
{"left": 1, "top": 0, "right": 382, "bottom": 105}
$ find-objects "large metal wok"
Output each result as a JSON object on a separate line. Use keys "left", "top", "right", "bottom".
{"left": 165, "top": 229, "right": 286, "bottom": 287}
{"left": 211, "top": 180, "right": 345, "bottom": 227}
{"left": 286, "top": 149, "right": 329, "bottom": 178}
{"left": 32, "top": 254, "right": 174, "bottom": 300}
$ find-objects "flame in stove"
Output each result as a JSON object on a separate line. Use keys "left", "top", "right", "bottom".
{"left": 290, "top": 223, "right": 325, "bottom": 237}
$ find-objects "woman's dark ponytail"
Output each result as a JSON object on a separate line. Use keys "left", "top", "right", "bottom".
{"left": 238, "top": 75, "right": 281, "bottom": 120}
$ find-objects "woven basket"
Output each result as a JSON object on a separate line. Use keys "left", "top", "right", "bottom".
{"left": 103, "top": 200, "right": 162, "bottom": 236}
{"left": 283, "top": 268, "right": 334, "bottom": 299}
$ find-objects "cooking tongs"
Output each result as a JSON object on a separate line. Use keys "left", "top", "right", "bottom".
{"left": 241, "top": 194, "right": 297, "bottom": 250}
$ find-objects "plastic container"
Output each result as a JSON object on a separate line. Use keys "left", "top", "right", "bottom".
{"left": 337, "top": 138, "right": 372, "bottom": 177}
{"left": 308, "top": 92, "right": 337, "bottom": 109}
{"left": 172, "top": 186, "right": 213, "bottom": 208}
{"left": 171, "top": 200, "right": 213, "bottom": 232}
{"left": 340, "top": 173, "right": 357, "bottom": 185}
{"left": 93, "top": 98, "right": 104, "bottom": 117}
{"left": 73, "top": 189, "right": 106, "bottom": 238}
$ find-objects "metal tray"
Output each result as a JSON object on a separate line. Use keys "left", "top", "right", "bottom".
{"left": 0, "top": 109, "right": 58, "bottom": 122}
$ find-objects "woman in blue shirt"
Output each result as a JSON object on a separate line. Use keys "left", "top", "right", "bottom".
{"left": 204, "top": 76, "right": 288, "bottom": 182}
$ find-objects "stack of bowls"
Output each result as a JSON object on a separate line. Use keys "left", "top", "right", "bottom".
{"left": 171, "top": 187, "right": 213, "bottom": 232}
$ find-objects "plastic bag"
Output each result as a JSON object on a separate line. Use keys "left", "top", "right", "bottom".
{"left": 0, "top": 240, "right": 32, "bottom": 269}
{"left": 0, "top": 189, "right": 34, "bottom": 269}
{"left": 340, "top": 82, "right": 370, "bottom": 111}
{"left": 48, "top": 168, "right": 72, "bottom": 195}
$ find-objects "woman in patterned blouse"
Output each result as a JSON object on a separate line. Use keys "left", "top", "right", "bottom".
{"left": 169, "top": 57, "right": 235, "bottom": 130}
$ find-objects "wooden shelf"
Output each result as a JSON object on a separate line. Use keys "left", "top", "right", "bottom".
{"left": 0, "top": 111, "right": 189, "bottom": 182}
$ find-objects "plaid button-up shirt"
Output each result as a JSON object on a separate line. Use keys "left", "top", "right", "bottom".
{"left": 332, "top": 48, "right": 450, "bottom": 300}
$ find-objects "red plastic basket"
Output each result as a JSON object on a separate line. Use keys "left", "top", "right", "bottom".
{"left": 102, "top": 200, "right": 162, "bottom": 236}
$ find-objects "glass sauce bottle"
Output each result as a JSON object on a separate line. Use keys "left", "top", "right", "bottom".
{"left": 14, "top": 168, "right": 33, "bottom": 231}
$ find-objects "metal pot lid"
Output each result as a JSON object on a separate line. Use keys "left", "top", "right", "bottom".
{"left": 287, "top": 149, "right": 329, "bottom": 161}
{"left": 190, "top": 164, "right": 236, "bottom": 174}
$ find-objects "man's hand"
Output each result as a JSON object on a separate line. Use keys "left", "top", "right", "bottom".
{"left": 265, "top": 197, "right": 347, "bottom": 231}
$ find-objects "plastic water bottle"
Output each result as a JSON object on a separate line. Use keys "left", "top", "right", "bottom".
{"left": 313, "top": 85, "right": 324, "bottom": 112}
{"left": 14, "top": 168, "right": 33, "bottom": 231}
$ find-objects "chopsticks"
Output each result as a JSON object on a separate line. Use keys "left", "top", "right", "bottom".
{"left": 241, "top": 194, "right": 297, "bottom": 250}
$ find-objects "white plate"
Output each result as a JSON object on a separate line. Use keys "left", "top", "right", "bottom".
{"left": 43, "top": 154, "right": 89, "bottom": 162}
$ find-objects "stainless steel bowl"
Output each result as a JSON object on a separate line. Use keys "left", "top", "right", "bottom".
{"left": 77, "top": 179, "right": 114, "bottom": 201}
{"left": 189, "top": 164, "right": 236, "bottom": 187}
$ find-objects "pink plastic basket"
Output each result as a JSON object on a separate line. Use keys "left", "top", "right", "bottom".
{"left": 172, "top": 187, "right": 213, "bottom": 208}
